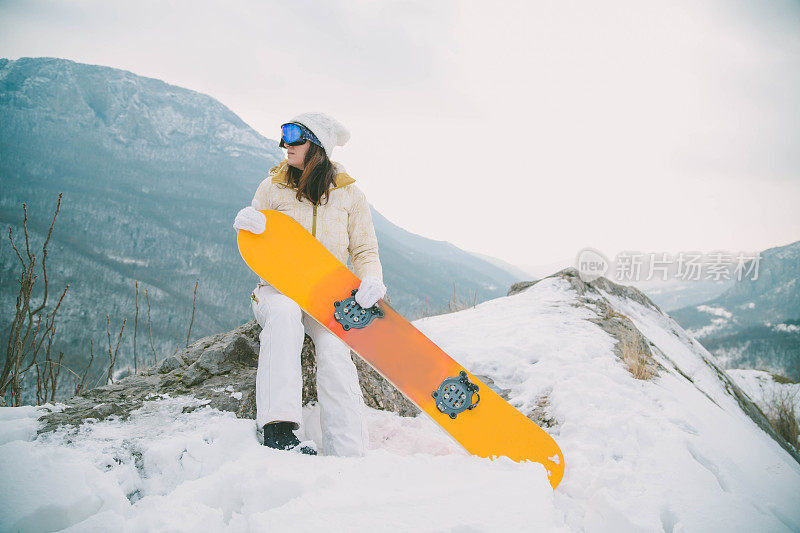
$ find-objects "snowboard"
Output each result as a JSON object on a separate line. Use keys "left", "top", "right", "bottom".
{"left": 238, "top": 210, "right": 565, "bottom": 489}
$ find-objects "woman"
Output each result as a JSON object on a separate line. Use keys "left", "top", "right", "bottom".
{"left": 233, "top": 112, "right": 386, "bottom": 457}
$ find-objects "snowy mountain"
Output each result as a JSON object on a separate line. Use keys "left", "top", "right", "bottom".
{"left": 465, "top": 249, "right": 534, "bottom": 281}
{"left": 671, "top": 240, "right": 800, "bottom": 379}
{"left": 1, "top": 269, "right": 798, "bottom": 531}
{"left": 519, "top": 258, "right": 736, "bottom": 312}
{"left": 631, "top": 278, "right": 734, "bottom": 312}
{"left": 371, "top": 209, "right": 523, "bottom": 314}
{"left": 0, "top": 57, "right": 522, "bottom": 396}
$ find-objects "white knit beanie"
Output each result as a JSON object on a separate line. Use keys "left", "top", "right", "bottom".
{"left": 287, "top": 112, "right": 350, "bottom": 157}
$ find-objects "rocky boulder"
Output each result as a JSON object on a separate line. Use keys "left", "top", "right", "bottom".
{"left": 38, "top": 319, "right": 417, "bottom": 434}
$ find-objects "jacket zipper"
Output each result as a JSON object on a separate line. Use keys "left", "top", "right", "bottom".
{"left": 312, "top": 202, "right": 318, "bottom": 237}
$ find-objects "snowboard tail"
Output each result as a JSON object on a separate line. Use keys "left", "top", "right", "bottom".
{"left": 238, "top": 210, "right": 564, "bottom": 488}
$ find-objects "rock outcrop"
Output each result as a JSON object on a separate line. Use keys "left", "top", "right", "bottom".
{"left": 38, "top": 319, "right": 417, "bottom": 434}
{"left": 509, "top": 268, "right": 800, "bottom": 464}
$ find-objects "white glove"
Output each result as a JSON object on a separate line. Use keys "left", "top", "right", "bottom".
{"left": 233, "top": 206, "right": 267, "bottom": 234}
{"left": 355, "top": 276, "right": 386, "bottom": 308}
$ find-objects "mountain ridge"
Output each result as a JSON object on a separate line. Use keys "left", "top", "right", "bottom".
{"left": 670, "top": 239, "right": 800, "bottom": 379}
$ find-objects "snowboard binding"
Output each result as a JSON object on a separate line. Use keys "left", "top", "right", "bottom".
{"left": 432, "top": 371, "right": 481, "bottom": 419}
{"left": 333, "top": 288, "right": 385, "bottom": 331}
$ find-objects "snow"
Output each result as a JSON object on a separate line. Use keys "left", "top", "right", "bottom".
{"left": 697, "top": 305, "right": 733, "bottom": 319}
{"left": 687, "top": 318, "right": 729, "bottom": 339}
{"left": 212, "top": 385, "right": 244, "bottom": 401}
{"left": 728, "top": 369, "right": 800, "bottom": 415}
{"left": 688, "top": 305, "right": 733, "bottom": 339}
{"left": 773, "top": 323, "right": 800, "bottom": 333}
{"left": 2, "top": 277, "right": 800, "bottom": 531}
{"left": 0, "top": 398, "right": 560, "bottom": 532}
{"left": 106, "top": 254, "right": 149, "bottom": 267}
{"left": 0, "top": 403, "right": 65, "bottom": 445}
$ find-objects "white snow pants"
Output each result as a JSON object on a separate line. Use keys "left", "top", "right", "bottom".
{"left": 250, "top": 282, "right": 369, "bottom": 457}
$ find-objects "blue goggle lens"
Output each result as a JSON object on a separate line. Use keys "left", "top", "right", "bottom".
{"left": 281, "top": 123, "right": 303, "bottom": 144}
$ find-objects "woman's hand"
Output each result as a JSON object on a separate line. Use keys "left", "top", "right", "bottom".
{"left": 233, "top": 206, "right": 267, "bottom": 234}
{"left": 354, "top": 276, "right": 386, "bottom": 308}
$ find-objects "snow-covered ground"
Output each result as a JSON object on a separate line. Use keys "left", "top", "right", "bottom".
{"left": 2, "top": 276, "right": 800, "bottom": 532}
{"left": 1, "top": 398, "right": 563, "bottom": 532}
{"left": 728, "top": 369, "right": 800, "bottom": 420}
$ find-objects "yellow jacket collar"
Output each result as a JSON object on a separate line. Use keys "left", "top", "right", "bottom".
{"left": 270, "top": 159, "right": 356, "bottom": 190}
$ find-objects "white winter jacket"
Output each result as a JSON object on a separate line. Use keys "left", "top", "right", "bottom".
{"left": 251, "top": 159, "right": 383, "bottom": 283}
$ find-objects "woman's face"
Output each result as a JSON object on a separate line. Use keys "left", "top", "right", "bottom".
{"left": 286, "top": 141, "right": 310, "bottom": 169}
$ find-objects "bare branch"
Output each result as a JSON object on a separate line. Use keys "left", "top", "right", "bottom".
{"left": 134, "top": 280, "right": 139, "bottom": 374}
{"left": 22, "top": 202, "right": 32, "bottom": 263}
{"left": 19, "top": 360, "right": 83, "bottom": 384}
{"left": 186, "top": 278, "right": 199, "bottom": 347}
{"left": 49, "top": 351, "right": 65, "bottom": 402}
{"left": 31, "top": 193, "right": 62, "bottom": 316}
{"left": 75, "top": 339, "right": 95, "bottom": 396}
{"left": 106, "top": 315, "right": 111, "bottom": 383}
{"left": 109, "top": 317, "right": 127, "bottom": 385}
{"left": 146, "top": 289, "right": 157, "bottom": 366}
{"left": 8, "top": 228, "right": 25, "bottom": 267}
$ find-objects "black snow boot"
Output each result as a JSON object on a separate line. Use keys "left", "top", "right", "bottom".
{"left": 262, "top": 421, "right": 317, "bottom": 455}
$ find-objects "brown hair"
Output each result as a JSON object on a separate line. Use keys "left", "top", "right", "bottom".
{"left": 285, "top": 142, "right": 337, "bottom": 206}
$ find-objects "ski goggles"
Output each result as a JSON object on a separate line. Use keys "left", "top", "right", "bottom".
{"left": 279, "top": 122, "right": 322, "bottom": 148}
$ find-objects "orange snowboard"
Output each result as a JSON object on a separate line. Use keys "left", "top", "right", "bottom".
{"left": 238, "top": 210, "right": 564, "bottom": 488}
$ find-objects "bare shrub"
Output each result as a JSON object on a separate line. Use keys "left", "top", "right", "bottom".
{"left": 74, "top": 339, "right": 95, "bottom": 396}
{"left": 764, "top": 387, "right": 799, "bottom": 446}
{"left": 412, "top": 282, "right": 478, "bottom": 319}
{"left": 603, "top": 308, "right": 629, "bottom": 321}
{"left": 105, "top": 315, "right": 126, "bottom": 385}
{"left": 447, "top": 281, "right": 477, "bottom": 313}
{"left": 1, "top": 195, "right": 70, "bottom": 405}
{"left": 619, "top": 332, "right": 656, "bottom": 380}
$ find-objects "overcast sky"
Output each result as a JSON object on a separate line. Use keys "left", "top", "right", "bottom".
{"left": 2, "top": 0, "right": 799, "bottom": 272}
